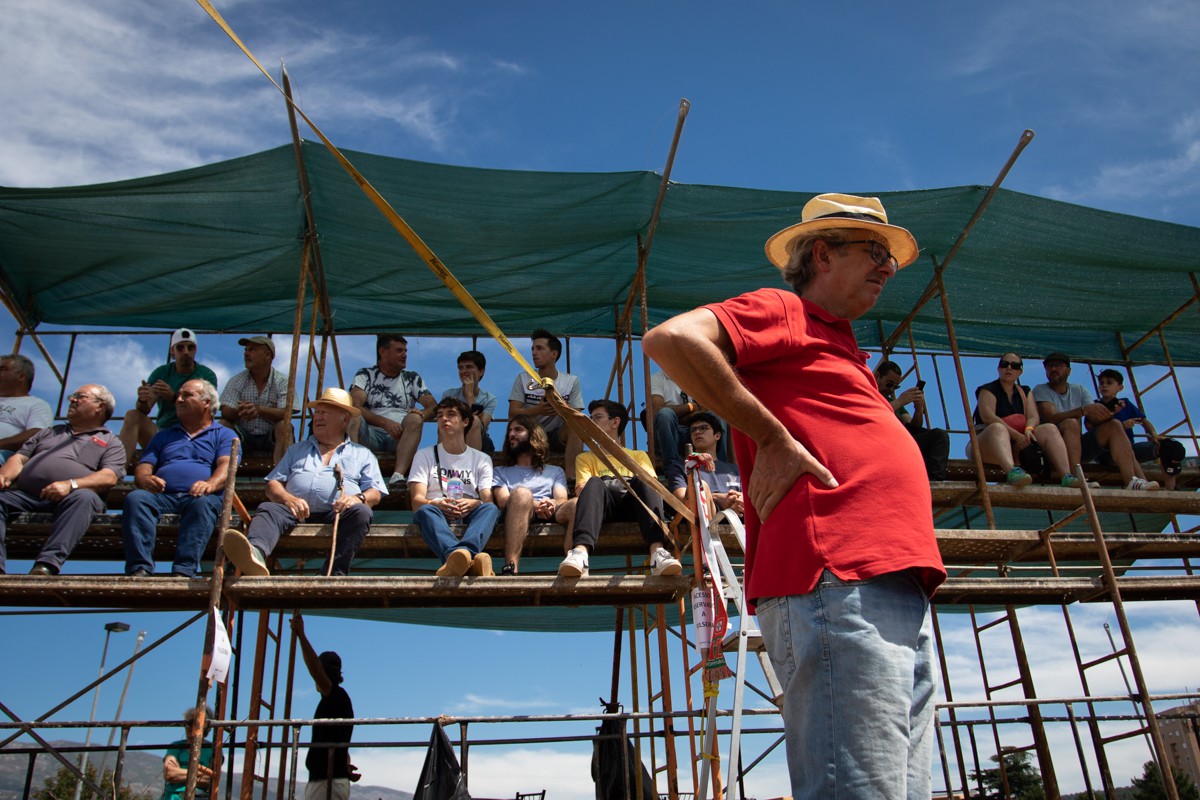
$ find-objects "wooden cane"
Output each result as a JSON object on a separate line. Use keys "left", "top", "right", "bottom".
{"left": 326, "top": 464, "right": 343, "bottom": 577}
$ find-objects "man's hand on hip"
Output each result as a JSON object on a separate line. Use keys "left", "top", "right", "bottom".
{"left": 750, "top": 436, "right": 837, "bottom": 521}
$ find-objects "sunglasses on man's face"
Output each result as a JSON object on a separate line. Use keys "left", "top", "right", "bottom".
{"left": 998, "top": 360, "right": 1023, "bottom": 370}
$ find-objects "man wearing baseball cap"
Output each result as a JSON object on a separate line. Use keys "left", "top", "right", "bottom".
{"left": 644, "top": 193, "right": 946, "bottom": 799}
{"left": 118, "top": 328, "right": 219, "bottom": 469}
{"left": 218, "top": 336, "right": 298, "bottom": 463}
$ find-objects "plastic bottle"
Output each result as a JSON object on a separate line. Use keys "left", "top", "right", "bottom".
{"left": 446, "top": 477, "right": 465, "bottom": 501}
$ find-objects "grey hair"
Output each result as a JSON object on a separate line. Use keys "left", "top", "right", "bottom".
{"left": 183, "top": 704, "right": 215, "bottom": 735}
{"left": 90, "top": 385, "right": 117, "bottom": 421}
{"left": 781, "top": 227, "right": 862, "bottom": 293}
{"left": 2, "top": 354, "right": 35, "bottom": 388}
{"left": 188, "top": 379, "right": 220, "bottom": 410}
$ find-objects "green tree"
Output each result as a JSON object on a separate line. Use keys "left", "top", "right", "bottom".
{"left": 33, "top": 761, "right": 152, "bottom": 800}
{"left": 970, "top": 749, "right": 1046, "bottom": 800}
{"left": 1131, "top": 759, "right": 1200, "bottom": 800}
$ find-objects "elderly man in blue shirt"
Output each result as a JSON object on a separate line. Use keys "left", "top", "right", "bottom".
{"left": 224, "top": 388, "right": 386, "bottom": 577}
{"left": 122, "top": 379, "right": 237, "bottom": 578}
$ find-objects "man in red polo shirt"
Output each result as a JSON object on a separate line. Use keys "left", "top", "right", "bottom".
{"left": 643, "top": 193, "right": 947, "bottom": 800}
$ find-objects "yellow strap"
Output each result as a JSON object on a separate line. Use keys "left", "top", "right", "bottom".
{"left": 196, "top": 0, "right": 692, "bottom": 524}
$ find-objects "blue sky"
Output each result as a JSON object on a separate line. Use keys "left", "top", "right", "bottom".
{"left": 2, "top": 1, "right": 1199, "bottom": 797}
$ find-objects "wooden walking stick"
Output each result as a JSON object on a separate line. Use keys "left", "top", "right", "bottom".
{"left": 326, "top": 464, "right": 343, "bottom": 577}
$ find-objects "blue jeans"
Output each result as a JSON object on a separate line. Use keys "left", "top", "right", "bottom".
{"left": 756, "top": 569, "right": 937, "bottom": 800}
{"left": 122, "top": 489, "right": 223, "bottom": 576}
{"left": 414, "top": 502, "right": 500, "bottom": 562}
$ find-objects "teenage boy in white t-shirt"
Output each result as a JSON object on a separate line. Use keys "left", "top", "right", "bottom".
{"left": 409, "top": 397, "right": 499, "bottom": 577}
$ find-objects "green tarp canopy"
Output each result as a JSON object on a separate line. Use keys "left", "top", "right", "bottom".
{"left": 1, "top": 142, "right": 1198, "bottom": 365}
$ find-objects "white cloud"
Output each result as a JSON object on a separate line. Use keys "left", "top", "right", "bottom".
{"left": 0, "top": 0, "right": 528, "bottom": 188}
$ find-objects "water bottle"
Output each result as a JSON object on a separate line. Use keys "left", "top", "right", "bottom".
{"left": 446, "top": 477, "right": 465, "bottom": 501}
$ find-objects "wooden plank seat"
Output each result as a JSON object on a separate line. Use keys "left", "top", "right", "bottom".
{"left": 930, "top": 481, "right": 1200, "bottom": 513}
{"left": 102, "top": 482, "right": 415, "bottom": 511}
{"left": 0, "top": 573, "right": 693, "bottom": 610}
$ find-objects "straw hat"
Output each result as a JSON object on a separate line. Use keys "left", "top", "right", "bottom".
{"left": 764, "top": 193, "right": 918, "bottom": 270}
{"left": 305, "top": 387, "right": 360, "bottom": 417}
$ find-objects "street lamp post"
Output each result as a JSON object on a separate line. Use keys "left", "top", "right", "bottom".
{"left": 75, "top": 621, "right": 129, "bottom": 800}
{"left": 99, "top": 629, "right": 146, "bottom": 776}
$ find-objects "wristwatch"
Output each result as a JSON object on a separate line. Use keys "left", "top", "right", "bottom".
{"left": 356, "top": 492, "right": 367, "bottom": 503}
{"left": 69, "top": 479, "right": 79, "bottom": 492}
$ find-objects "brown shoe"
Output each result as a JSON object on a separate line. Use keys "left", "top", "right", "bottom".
{"left": 436, "top": 548, "right": 472, "bottom": 577}
{"left": 224, "top": 530, "right": 269, "bottom": 577}
{"left": 468, "top": 552, "right": 494, "bottom": 576}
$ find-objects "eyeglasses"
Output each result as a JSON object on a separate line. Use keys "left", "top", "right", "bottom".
{"left": 173, "top": 343, "right": 197, "bottom": 351}
{"left": 841, "top": 240, "right": 898, "bottom": 270}
{"left": 589, "top": 414, "right": 611, "bottom": 423}
{"left": 68, "top": 392, "right": 96, "bottom": 402}
{"left": 689, "top": 424, "right": 713, "bottom": 434}
{"left": 998, "top": 360, "right": 1024, "bottom": 370}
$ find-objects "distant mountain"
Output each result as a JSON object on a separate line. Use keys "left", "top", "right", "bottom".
{"left": 0, "top": 741, "right": 413, "bottom": 800}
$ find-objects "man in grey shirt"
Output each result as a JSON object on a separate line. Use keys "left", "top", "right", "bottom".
{"left": 0, "top": 384, "right": 126, "bottom": 575}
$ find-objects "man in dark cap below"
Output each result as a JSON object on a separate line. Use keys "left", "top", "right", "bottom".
{"left": 291, "top": 615, "right": 359, "bottom": 800}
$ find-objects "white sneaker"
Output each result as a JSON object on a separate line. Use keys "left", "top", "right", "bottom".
{"left": 388, "top": 472, "right": 408, "bottom": 486}
{"left": 650, "top": 547, "right": 682, "bottom": 577}
{"left": 1126, "top": 476, "right": 1160, "bottom": 491}
{"left": 558, "top": 547, "right": 589, "bottom": 577}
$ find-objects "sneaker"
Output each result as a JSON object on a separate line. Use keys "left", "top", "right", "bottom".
{"left": 468, "top": 552, "right": 495, "bottom": 577}
{"left": 501, "top": 562, "right": 517, "bottom": 576}
{"left": 1126, "top": 476, "right": 1160, "bottom": 491}
{"left": 388, "top": 472, "right": 408, "bottom": 486}
{"left": 436, "top": 548, "right": 472, "bottom": 577}
{"left": 558, "top": 547, "right": 589, "bottom": 577}
{"left": 1005, "top": 467, "right": 1033, "bottom": 487}
{"left": 1060, "top": 475, "right": 1102, "bottom": 489}
{"left": 650, "top": 547, "right": 682, "bottom": 577}
{"left": 224, "top": 530, "right": 269, "bottom": 576}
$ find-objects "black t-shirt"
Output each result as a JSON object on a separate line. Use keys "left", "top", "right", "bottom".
{"left": 973, "top": 380, "right": 1030, "bottom": 427}
{"left": 305, "top": 686, "right": 354, "bottom": 780}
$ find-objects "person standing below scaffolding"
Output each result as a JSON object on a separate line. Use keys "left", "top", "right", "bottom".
{"left": 643, "top": 193, "right": 947, "bottom": 800}
{"left": 160, "top": 705, "right": 215, "bottom": 800}
{"left": 291, "top": 615, "right": 359, "bottom": 800}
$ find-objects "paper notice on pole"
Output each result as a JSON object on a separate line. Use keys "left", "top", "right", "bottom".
{"left": 206, "top": 608, "right": 232, "bottom": 683}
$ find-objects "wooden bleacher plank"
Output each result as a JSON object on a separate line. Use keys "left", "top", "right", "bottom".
{"left": 0, "top": 574, "right": 690, "bottom": 610}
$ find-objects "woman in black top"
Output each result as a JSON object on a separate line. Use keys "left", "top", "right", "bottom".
{"left": 969, "top": 352, "right": 1072, "bottom": 486}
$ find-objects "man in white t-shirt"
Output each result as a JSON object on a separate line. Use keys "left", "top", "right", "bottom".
{"left": 0, "top": 354, "right": 53, "bottom": 465}
{"left": 410, "top": 397, "right": 500, "bottom": 577}
{"left": 350, "top": 334, "right": 436, "bottom": 486}
{"left": 1034, "top": 352, "right": 1158, "bottom": 490}
{"left": 492, "top": 415, "right": 569, "bottom": 575}
{"left": 507, "top": 328, "right": 584, "bottom": 481}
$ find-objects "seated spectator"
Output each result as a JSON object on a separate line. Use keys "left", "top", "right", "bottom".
{"left": 350, "top": 334, "right": 436, "bottom": 486}
{"left": 1095, "top": 368, "right": 1181, "bottom": 491}
{"left": 122, "top": 379, "right": 237, "bottom": 577}
{"left": 440, "top": 350, "right": 496, "bottom": 453}
{"left": 507, "top": 328, "right": 584, "bottom": 481}
{"left": 644, "top": 369, "right": 705, "bottom": 477}
{"left": 223, "top": 388, "right": 385, "bottom": 577}
{"left": 968, "top": 353, "right": 1075, "bottom": 487}
{"left": 0, "top": 384, "right": 124, "bottom": 575}
{"left": 160, "top": 705, "right": 215, "bottom": 800}
{"left": 872, "top": 360, "right": 950, "bottom": 481}
{"left": 218, "top": 336, "right": 297, "bottom": 463}
{"left": 1035, "top": 353, "right": 1159, "bottom": 490}
{"left": 665, "top": 411, "right": 742, "bottom": 516}
{"left": 409, "top": 398, "right": 499, "bottom": 577}
{"left": 119, "top": 328, "right": 219, "bottom": 469}
{"left": 492, "top": 415, "right": 569, "bottom": 575}
{"left": 0, "top": 354, "right": 53, "bottom": 464}
{"left": 557, "top": 399, "right": 680, "bottom": 578}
